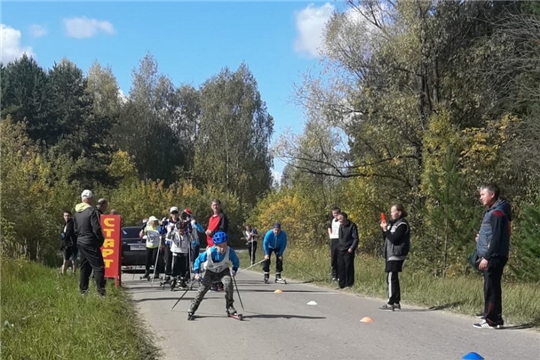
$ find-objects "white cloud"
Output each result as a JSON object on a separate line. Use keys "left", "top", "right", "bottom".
{"left": 294, "top": 3, "right": 335, "bottom": 58}
{"left": 1, "top": 24, "right": 35, "bottom": 63}
{"left": 118, "top": 89, "right": 128, "bottom": 104}
{"left": 272, "top": 170, "right": 283, "bottom": 184}
{"left": 63, "top": 17, "right": 115, "bottom": 38}
{"left": 29, "top": 24, "right": 47, "bottom": 38}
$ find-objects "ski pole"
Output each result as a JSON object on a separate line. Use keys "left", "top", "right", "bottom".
{"left": 150, "top": 244, "right": 161, "bottom": 286}
{"left": 132, "top": 239, "right": 143, "bottom": 280}
{"left": 287, "top": 261, "right": 319, "bottom": 280}
{"left": 171, "top": 286, "right": 191, "bottom": 311}
{"left": 237, "top": 259, "right": 265, "bottom": 274}
{"left": 231, "top": 272, "right": 244, "bottom": 312}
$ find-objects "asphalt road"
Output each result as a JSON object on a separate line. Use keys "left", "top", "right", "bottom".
{"left": 122, "top": 270, "right": 540, "bottom": 360}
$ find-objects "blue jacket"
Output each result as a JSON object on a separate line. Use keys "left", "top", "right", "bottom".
{"left": 193, "top": 246, "right": 240, "bottom": 273}
{"left": 263, "top": 229, "right": 287, "bottom": 256}
{"left": 476, "top": 199, "right": 511, "bottom": 259}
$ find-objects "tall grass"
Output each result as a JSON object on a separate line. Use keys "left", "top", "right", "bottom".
{"left": 1, "top": 258, "right": 161, "bottom": 360}
{"left": 238, "top": 246, "right": 540, "bottom": 328}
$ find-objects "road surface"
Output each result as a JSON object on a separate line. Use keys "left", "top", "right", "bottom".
{"left": 122, "top": 270, "right": 540, "bottom": 360}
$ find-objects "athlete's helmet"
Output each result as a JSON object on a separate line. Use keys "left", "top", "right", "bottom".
{"left": 212, "top": 231, "right": 228, "bottom": 245}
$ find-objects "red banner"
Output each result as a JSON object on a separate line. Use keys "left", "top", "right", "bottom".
{"left": 100, "top": 215, "right": 122, "bottom": 288}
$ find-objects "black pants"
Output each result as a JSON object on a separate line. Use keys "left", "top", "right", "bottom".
{"left": 164, "top": 245, "right": 173, "bottom": 276}
{"left": 248, "top": 241, "right": 258, "bottom": 265}
{"left": 172, "top": 253, "right": 189, "bottom": 279}
{"left": 191, "top": 244, "right": 200, "bottom": 267}
{"left": 483, "top": 257, "right": 507, "bottom": 324}
{"left": 78, "top": 242, "right": 106, "bottom": 296}
{"left": 263, "top": 249, "right": 283, "bottom": 274}
{"left": 330, "top": 239, "right": 339, "bottom": 278}
{"left": 337, "top": 250, "right": 355, "bottom": 288}
{"left": 144, "top": 247, "right": 158, "bottom": 276}
{"left": 385, "top": 260, "right": 404, "bottom": 305}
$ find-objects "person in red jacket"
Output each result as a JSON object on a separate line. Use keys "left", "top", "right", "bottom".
{"left": 205, "top": 199, "right": 229, "bottom": 247}
{"left": 204, "top": 199, "right": 229, "bottom": 290}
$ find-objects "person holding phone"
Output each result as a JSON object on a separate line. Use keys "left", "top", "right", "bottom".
{"left": 379, "top": 204, "right": 410, "bottom": 311}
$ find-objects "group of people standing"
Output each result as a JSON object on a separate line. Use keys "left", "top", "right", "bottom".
{"left": 140, "top": 199, "right": 227, "bottom": 291}
{"left": 327, "top": 182, "right": 511, "bottom": 329}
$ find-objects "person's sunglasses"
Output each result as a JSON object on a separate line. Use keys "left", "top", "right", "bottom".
{"left": 171, "top": 211, "right": 179, "bottom": 214}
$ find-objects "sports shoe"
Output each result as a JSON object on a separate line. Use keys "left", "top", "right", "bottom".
{"left": 227, "top": 306, "right": 237, "bottom": 315}
{"left": 393, "top": 303, "right": 401, "bottom": 310}
{"left": 473, "top": 320, "right": 501, "bottom": 329}
{"left": 379, "top": 303, "right": 395, "bottom": 311}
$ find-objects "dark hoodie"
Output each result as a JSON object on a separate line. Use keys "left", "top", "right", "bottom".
{"left": 73, "top": 203, "right": 105, "bottom": 248}
{"left": 476, "top": 199, "right": 510, "bottom": 259}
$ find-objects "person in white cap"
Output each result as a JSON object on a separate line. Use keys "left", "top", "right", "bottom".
{"left": 160, "top": 206, "right": 182, "bottom": 282}
{"left": 73, "top": 189, "right": 106, "bottom": 296}
{"left": 139, "top": 216, "right": 161, "bottom": 279}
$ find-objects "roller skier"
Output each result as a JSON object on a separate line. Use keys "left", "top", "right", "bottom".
{"left": 262, "top": 223, "right": 288, "bottom": 284}
{"left": 187, "top": 231, "right": 241, "bottom": 320}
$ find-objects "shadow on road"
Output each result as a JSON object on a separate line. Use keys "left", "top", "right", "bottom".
{"left": 502, "top": 323, "right": 537, "bottom": 330}
{"left": 242, "top": 312, "right": 326, "bottom": 320}
{"left": 241, "top": 289, "right": 334, "bottom": 294}
{"left": 133, "top": 296, "right": 196, "bottom": 303}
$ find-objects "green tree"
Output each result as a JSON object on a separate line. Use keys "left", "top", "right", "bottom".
{"left": 47, "top": 59, "right": 116, "bottom": 187}
{"left": 193, "top": 63, "right": 274, "bottom": 206}
{"left": 113, "top": 53, "right": 185, "bottom": 184}
{"left": 0, "top": 55, "right": 51, "bottom": 142}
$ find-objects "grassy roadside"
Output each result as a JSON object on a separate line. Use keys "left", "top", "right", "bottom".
{"left": 237, "top": 247, "right": 540, "bottom": 329}
{"left": 1, "top": 257, "right": 161, "bottom": 360}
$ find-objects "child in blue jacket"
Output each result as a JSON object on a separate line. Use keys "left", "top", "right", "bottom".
{"left": 187, "top": 231, "right": 240, "bottom": 320}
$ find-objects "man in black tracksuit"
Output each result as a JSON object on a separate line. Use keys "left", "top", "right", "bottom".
{"left": 337, "top": 212, "right": 359, "bottom": 289}
{"left": 74, "top": 189, "right": 106, "bottom": 296}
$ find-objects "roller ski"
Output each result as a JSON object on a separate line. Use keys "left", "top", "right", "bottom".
{"left": 226, "top": 306, "right": 243, "bottom": 321}
{"left": 274, "top": 274, "right": 287, "bottom": 284}
{"left": 187, "top": 312, "right": 196, "bottom": 321}
{"left": 263, "top": 273, "right": 270, "bottom": 284}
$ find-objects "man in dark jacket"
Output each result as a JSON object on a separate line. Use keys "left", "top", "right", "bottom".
{"left": 473, "top": 184, "right": 510, "bottom": 329}
{"left": 73, "top": 189, "right": 106, "bottom": 296}
{"left": 61, "top": 211, "right": 77, "bottom": 274}
{"left": 336, "top": 212, "right": 359, "bottom": 289}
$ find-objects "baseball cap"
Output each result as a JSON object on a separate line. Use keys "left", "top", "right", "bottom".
{"left": 273, "top": 223, "right": 281, "bottom": 229}
{"left": 170, "top": 206, "right": 179, "bottom": 213}
{"left": 81, "top": 189, "right": 93, "bottom": 199}
{"left": 183, "top": 208, "right": 192, "bottom": 215}
{"left": 148, "top": 216, "right": 158, "bottom": 222}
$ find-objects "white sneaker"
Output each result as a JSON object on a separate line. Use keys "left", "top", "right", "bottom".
{"left": 473, "top": 320, "right": 497, "bottom": 329}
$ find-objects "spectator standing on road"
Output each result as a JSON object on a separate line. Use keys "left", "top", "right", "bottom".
{"left": 379, "top": 204, "right": 410, "bottom": 311}
{"left": 60, "top": 211, "right": 77, "bottom": 275}
{"left": 73, "top": 190, "right": 106, "bottom": 296}
{"left": 473, "top": 184, "right": 510, "bottom": 329}
{"left": 328, "top": 207, "right": 341, "bottom": 282}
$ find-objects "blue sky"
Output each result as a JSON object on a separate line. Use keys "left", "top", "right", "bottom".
{"left": 1, "top": 1, "right": 342, "bottom": 180}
